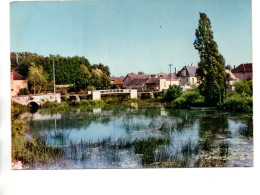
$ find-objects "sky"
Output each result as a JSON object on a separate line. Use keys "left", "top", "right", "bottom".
{"left": 10, "top": 0, "right": 252, "bottom": 77}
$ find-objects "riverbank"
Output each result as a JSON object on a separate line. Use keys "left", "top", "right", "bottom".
{"left": 11, "top": 95, "right": 253, "bottom": 169}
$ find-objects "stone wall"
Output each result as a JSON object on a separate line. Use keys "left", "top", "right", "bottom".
{"left": 12, "top": 93, "right": 61, "bottom": 106}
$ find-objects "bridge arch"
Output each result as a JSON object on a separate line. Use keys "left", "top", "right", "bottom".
{"left": 28, "top": 101, "right": 39, "bottom": 112}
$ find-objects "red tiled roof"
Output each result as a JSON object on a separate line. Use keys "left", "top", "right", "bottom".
{"left": 11, "top": 71, "right": 26, "bottom": 80}
{"left": 112, "top": 80, "right": 124, "bottom": 85}
{"left": 231, "top": 63, "right": 252, "bottom": 73}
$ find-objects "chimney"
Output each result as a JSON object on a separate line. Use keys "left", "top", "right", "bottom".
{"left": 191, "top": 63, "right": 193, "bottom": 66}
{"left": 175, "top": 67, "right": 177, "bottom": 74}
{"left": 138, "top": 72, "right": 144, "bottom": 75}
{"left": 233, "top": 65, "right": 236, "bottom": 69}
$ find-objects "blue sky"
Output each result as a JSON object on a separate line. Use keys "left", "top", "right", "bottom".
{"left": 10, "top": 0, "right": 252, "bottom": 77}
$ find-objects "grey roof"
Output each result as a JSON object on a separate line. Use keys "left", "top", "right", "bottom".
{"left": 128, "top": 77, "right": 149, "bottom": 86}
{"left": 123, "top": 73, "right": 150, "bottom": 81}
{"left": 177, "top": 66, "right": 198, "bottom": 77}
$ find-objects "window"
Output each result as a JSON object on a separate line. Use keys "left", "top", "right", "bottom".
{"left": 192, "top": 78, "right": 194, "bottom": 83}
{"left": 164, "top": 82, "right": 166, "bottom": 87}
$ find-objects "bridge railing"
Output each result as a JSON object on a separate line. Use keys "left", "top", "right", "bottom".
{"left": 99, "top": 89, "right": 132, "bottom": 94}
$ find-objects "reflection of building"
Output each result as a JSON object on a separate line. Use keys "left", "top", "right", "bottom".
{"left": 176, "top": 65, "right": 198, "bottom": 91}
{"left": 231, "top": 63, "right": 252, "bottom": 81}
{"left": 11, "top": 71, "right": 28, "bottom": 96}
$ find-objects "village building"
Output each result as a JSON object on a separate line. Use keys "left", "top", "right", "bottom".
{"left": 176, "top": 65, "right": 198, "bottom": 91}
{"left": 11, "top": 71, "right": 28, "bottom": 97}
{"left": 231, "top": 63, "right": 252, "bottom": 81}
{"left": 145, "top": 73, "right": 180, "bottom": 92}
{"left": 110, "top": 77, "right": 124, "bottom": 89}
{"left": 123, "top": 72, "right": 151, "bottom": 91}
{"left": 225, "top": 69, "right": 239, "bottom": 91}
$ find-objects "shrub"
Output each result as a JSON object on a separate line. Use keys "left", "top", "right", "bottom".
{"left": 172, "top": 90, "right": 205, "bottom": 108}
{"left": 163, "top": 85, "right": 183, "bottom": 102}
{"left": 86, "top": 86, "right": 96, "bottom": 91}
{"left": 18, "top": 88, "right": 30, "bottom": 95}
{"left": 222, "top": 94, "right": 252, "bottom": 112}
{"left": 235, "top": 80, "right": 252, "bottom": 96}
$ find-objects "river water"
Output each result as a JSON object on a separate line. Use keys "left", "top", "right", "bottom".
{"left": 24, "top": 104, "right": 253, "bottom": 169}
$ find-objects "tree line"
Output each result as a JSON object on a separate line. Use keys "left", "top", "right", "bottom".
{"left": 10, "top": 52, "right": 111, "bottom": 94}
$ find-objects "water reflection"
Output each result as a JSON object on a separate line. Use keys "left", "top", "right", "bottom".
{"left": 25, "top": 104, "right": 253, "bottom": 169}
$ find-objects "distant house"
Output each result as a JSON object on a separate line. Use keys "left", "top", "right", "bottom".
{"left": 110, "top": 77, "right": 124, "bottom": 89}
{"left": 231, "top": 63, "right": 252, "bottom": 81}
{"left": 225, "top": 69, "right": 239, "bottom": 91}
{"left": 11, "top": 71, "right": 28, "bottom": 96}
{"left": 145, "top": 73, "right": 180, "bottom": 92}
{"left": 177, "top": 65, "right": 198, "bottom": 91}
{"left": 123, "top": 72, "right": 151, "bottom": 91}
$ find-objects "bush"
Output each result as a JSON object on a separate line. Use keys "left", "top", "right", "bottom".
{"left": 222, "top": 94, "right": 252, "bottom": 112}
{"left": 163, "top": 85, "right": 183, "bottom": 102}
{"left": 172, "top": 90, "right": 205, "bottom": 108}
{"left": 18, "top": 88, "right": 30, "bottom": 95}
{"left": 86, "top": 86, "right": 96, "bottom": 91}
{"left": 235, "top": 80, "right": 252, "bottom": 96}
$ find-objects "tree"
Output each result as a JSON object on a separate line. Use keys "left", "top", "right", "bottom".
{"left": 235, "top": 80, "right": 252, "bottom": 96}
{"left": 28, "top": 63, "right": 48, "bottom": 94}
{"left": 163, "top": 85, "right": 183, "bottom": 102}
{"left": 74, "top": 64, "right": 91, "bottom": 91}
{"left": 194, "top": 13, "right": 226, "bottom": 106}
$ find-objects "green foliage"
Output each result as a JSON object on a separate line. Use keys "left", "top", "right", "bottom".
{"left": 86, "top": 85, "right": 96, "bottom": 91}
{"left": 163, "top": 85, "right": 183, "bottom": 101}
{"left": 11, "top": 101, "right": 64, "bottom": 165}
{"left": 11, "top": 101, "right": 27, "bottom": 119}
{"left": 11, "top": 53, "right": 112, "bottom": 92}
{"left": 194, "top": 13, "right": 226, "bottom": 106}
{"left": 134, "top": 137, "right": 170, "bottom": 165}
{"left": 173, "top": 90, "right": 205, "bottom": 108}
{"left": 222, "top": 94, "right": 252, "bottom": 112}
{"left": 28, "top": 63, "right": 48, "bottom": 94}
{"left": 10, "top": 52, "right": 46, "bottom": 77}
{"left": 18, "top": 88, "right": 30, "bottom": 95}
{"left": 235, "top": 80, "right": 253, "bottom": 96}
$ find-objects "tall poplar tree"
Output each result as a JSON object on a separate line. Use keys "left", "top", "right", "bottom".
{"left": 194, "top": 12, "right": 226, "bottom": 106}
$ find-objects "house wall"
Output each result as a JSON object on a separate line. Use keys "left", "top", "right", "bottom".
{"left": 11, "top": 80, "right": 28, "bottom": 96}
{"left": 228, "top": 80, "right": 238, "bottom": 91}
{"left": 123, "top": 76, "right": 132, "bottom": 88}
{"left": 188, "top": 77, "right": 198, "bottom": 85}
{"left": 146, "top": 83, "right": 159, "bottom": 91}
{"left": 179, "top": 77, "right": 197, "bottom": 86}
{"left": 159, "top": 79, "right": 180, "bottom": 91}
{"left": 232, "top": 72, "right": 252, "bottom": 81}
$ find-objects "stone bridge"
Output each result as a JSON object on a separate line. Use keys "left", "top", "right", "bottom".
{"left": 12, "top": 93, "right": 61, "bottom": 106}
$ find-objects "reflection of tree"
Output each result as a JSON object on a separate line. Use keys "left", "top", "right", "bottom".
{"left": 238, "top": 117, "right": 253, "bottom": 138}
{"left": 168, "top": 109, "right": 199, "bottom": 132}
{"left": 198, "top": 113, "right": 229, "bottom": 152}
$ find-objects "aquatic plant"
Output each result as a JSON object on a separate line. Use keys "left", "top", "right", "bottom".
{"left": 239, "top": 124, "right": 253, "bottom": 137}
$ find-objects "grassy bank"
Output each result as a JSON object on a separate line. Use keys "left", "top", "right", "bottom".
{"left": 11, "top": 101, "right": 64, "bottom": 167}
{"left": 163, "top": 88, "right": 252, "bottom": 113}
